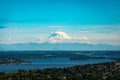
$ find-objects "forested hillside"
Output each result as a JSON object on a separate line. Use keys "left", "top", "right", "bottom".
{"left": 0, "top": 61, "right": 120, "bottom": 80}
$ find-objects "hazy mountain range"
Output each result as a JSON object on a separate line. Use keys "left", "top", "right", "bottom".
{"left": 0, "top": 42, "right": 120, "bottom": 51}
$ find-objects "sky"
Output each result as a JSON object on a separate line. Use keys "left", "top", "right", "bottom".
{"left": 0, "top": 0, "right": 120, "bottom": 45}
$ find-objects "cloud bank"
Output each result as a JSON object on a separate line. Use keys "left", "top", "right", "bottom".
{"left": 0, "top": 31, "right": 89, "bottom": 44}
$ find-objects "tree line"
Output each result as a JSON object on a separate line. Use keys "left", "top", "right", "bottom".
{"left": 0, "top": 61, "right": 120, "bottom": 80}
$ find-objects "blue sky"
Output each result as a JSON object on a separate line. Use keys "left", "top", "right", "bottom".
{"left": 0, "top": 0, "right": 120, "bottom": 45}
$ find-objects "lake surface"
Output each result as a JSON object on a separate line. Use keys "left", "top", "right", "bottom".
{"left": 0, "top": 58, "right": 113, "bottom": 72}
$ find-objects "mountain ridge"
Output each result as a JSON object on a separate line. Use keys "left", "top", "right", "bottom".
{"left": 0, "top": 42, "right": 120, "bottom": 51}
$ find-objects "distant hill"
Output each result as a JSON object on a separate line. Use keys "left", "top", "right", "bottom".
{"left": 0, "top": 42, "right": 120, "bottom": 51}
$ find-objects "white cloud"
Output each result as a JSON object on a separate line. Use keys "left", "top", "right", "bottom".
{"left": 48, "top": 31, "right": 71, "bottom": 43}
{"left": 47, "top": 31, "right": 89, "bottom": 43}
{"left": 70, "top": 36, "right": 90, "bottom": 44}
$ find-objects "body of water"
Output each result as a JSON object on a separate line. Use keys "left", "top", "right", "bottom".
{"left": 0, "top": 58, "right": 113, "bottom": 72}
